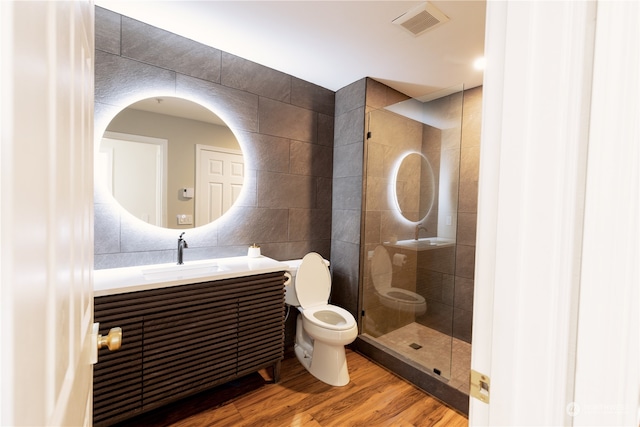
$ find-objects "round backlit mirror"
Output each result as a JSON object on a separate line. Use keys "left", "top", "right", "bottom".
{"left": 96, "top": 97, "right": 244, "bottom": 229}
{"left": 394, "top": 152, "right": 435, "bottom": 222}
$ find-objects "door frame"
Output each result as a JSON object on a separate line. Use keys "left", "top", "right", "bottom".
{"left": 470, "top": 1, "right": 639, "bottom": 425}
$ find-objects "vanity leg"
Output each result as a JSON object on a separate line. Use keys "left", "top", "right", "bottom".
{"left": 272, "top": 360, "right": 281, "bottom": 383}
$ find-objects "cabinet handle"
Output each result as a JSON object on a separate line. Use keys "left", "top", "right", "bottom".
{"left": 98, "top": 327, "right": 122, "bottom": 351}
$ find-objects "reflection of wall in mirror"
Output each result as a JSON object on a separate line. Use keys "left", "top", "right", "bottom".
{"left": 106, "top": 109, "right": 240, "bottom": 229}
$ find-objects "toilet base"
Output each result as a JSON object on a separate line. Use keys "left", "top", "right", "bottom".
{"left": 294, "top": 316, "right": 351, "bottom": 387}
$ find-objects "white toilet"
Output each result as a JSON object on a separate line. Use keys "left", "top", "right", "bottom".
{"left": 284, "top": 252, "right": 358, "bottom": 386}
{"left": 371, "top": 245, "right": 427, "bottom": 315}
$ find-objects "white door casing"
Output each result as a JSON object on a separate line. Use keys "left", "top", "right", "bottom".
{"left": 1, "top": 1, "right": 95, "bottom": 426}
{"left": 195, "top": 145, "right": 244, "bottom": 226}
{"left": 470, "top": 1, "right": 639, "bottom": 425}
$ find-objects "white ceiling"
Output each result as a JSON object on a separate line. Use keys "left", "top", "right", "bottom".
{"left": 94, "top": 0, "right": 486, "bottom": 100}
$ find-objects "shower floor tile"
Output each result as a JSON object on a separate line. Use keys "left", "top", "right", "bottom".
{"left": 374, "top": 322, "right": 471, "bottom": 394}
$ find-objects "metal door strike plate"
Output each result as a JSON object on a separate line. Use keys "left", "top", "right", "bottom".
{"left": 470, "top": 369, "right": 490, "bottom": 403}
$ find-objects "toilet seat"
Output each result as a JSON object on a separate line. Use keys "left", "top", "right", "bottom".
{"left": 296, "top": 252, "right": 357, "bottom": 331}
{"left": 302, "top": 304, "right": 357, "bottom": 331}
{"left": 295, "top": 252, "right": 332, "bottom": 309}
{"left": 370, "top": 246, "right": 427, "bottom": 311}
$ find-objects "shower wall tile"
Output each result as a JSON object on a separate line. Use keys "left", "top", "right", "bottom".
{"left": 458, "top": 179, "right": 479, "bottom": 214}
{"left": 453, "top": 308, "right": 473, "bottom": 343}
{"left": 455, "top": 244, "right": 476, "bottom": 279}
{"left": 457, "top": 212, "right": 477, "bottom": 246}
{"left": 221, "top": 52, "right": 290, "bottom": 102}
{"left": 460, "top": 145, "right": 481, "bottom": 183}
{"left": 454, "top": 276, "right": 475, "bottom": 312}
{"left": 462, "top": 86, "right": 483, "bottom": 149}
{"left": 365, "top": 78, "right": 410, "bottom": 111}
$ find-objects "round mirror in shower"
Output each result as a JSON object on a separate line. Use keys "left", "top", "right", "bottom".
{"left": 393, "top": 152, "right": 435, "bottom": 222}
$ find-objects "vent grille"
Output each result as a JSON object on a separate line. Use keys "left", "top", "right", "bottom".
{"left": 393, "top": 2, "right": 450, "bottom": 36}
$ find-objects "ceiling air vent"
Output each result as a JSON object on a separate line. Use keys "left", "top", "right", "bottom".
{"left": 392, "top": 2, "right": 450, "bottom": 36}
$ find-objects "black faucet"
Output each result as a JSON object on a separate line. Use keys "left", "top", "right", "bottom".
{"left": 177, "top": 232, "right": 188, "bottom": 265}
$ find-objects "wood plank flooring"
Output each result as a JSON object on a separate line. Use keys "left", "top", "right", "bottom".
{"left": 114, "top": 349, "right": 468, "bottom": 427}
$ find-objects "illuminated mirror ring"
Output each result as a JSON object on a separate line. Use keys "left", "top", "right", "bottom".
{"left": 391, "top": 151, "right": 435, "bottom": 223}
{"left": 96, "top": 95, "right": 246, "bottom": 230}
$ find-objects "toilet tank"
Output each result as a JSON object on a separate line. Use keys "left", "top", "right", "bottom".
{"left": 282, "top": 258, "right": 330, "bottom": 306}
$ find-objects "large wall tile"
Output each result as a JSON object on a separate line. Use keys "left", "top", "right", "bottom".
{"left": 288, "top": 208, "right": 332, "bottom": 241}
{"left": 121, "top": 17, "right": 221, "bottom": 82}
{"left": 291, "top": 78, "right": 335, "bottom": 117}
{"left": 259, "top": 97, "right": 317, "bottom": 143}
{"left": 176, "top": 74, "right": 259, "bottom": 133}
{"left": 290, "top": 140, "right": 333, "bottom": 178}
{"left": 95, "top": 50, "right": 176, "bottom": 106}
{"left": 94, "top": 7, "right": 333, "bottom": 270}
{"left": 95, "top": 7, "right": 120, "bottom": 54}
{"left": 221, "top": 52, "right": 290, "bottom": 102}
{"left": 257, "top": 171, "right": 316, "bottom": 209}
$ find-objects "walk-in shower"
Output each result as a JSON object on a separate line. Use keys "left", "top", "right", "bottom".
{"left": 358, "top": 84, "right": 477, "bottom": 404}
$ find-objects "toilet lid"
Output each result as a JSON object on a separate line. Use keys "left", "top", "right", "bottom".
{"left": 371, "top": 246, "right": 392, "bottom": 291}
{"left": 295, "top": 252, "right": 331, "bottom": 309}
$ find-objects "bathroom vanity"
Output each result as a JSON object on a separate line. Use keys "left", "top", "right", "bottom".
{"left": 93, "top": 257, "right": 288, "bottom": 427}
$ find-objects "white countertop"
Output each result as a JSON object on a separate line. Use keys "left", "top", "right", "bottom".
{"left": 94, "top": 256, "right": 289, "bottom": 297}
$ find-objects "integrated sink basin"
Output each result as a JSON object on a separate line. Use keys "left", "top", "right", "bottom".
{"left": 386, "top": 237, "right": 455, "bottom": 251}
{"left": 141, "top": 261, "right": 224, "bottom": 280}
{"left": 94, "top": 255, "right": 290, "bottom": 297}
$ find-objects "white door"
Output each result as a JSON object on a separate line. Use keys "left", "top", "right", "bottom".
{"left": 100, "top": 132, "right": 168, "bottom": 227}
{"left": 195, "top": 145, "right": 244, "bottom": 226}
{"left": 470, "top": 1, "right": 639, "bottom": 425}
{"left": 1, "top": 1, "right": 95, "bottom": 425}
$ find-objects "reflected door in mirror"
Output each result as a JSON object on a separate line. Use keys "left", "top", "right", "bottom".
{"left": 99, "top": 133, "right": 168, "bottom": 226}
{"left": 195, "top": 146, "right": 244, "bottom": 226}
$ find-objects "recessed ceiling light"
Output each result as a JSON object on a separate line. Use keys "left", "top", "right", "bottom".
{"left": 474, "top": 57, "right": 486, "bottom": 70}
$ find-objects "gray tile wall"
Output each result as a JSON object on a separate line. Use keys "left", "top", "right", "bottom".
{"left": 94, "top": 7, "right": 334, "bottom": 270}
{"left": 329, "top": 79, "right": 367, "bottom": 318}
{"left": 452, "top": 86, "right": 482, "bottom": 343}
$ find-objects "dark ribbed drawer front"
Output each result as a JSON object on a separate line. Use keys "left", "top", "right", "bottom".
{"left": 238, "top": 280, "right": 285, "bottom": 375}
{"left": 93, "top": 271, "right": 285, "bottom": 426}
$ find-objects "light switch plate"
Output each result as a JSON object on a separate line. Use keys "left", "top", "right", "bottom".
{"left": 177, "top": 214, "right": 193, "bottom": 225}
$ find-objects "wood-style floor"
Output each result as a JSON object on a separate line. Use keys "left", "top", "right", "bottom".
{"left": 115, "top": 349, "right": 468, "bottom": 427}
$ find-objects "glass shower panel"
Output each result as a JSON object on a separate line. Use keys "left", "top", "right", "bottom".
{"left": 361, "top": 87, "right": 463, "bottom": 381}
